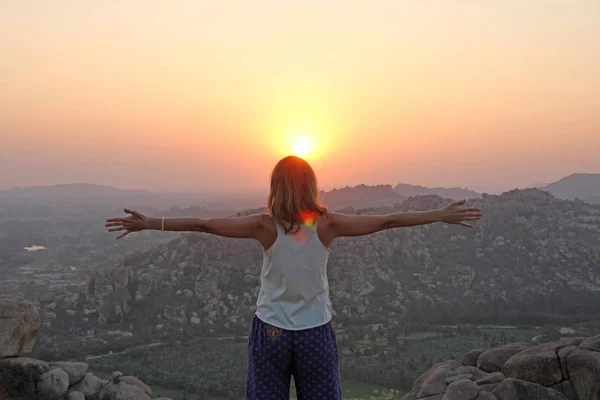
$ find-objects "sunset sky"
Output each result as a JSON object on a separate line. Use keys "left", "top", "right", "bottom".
{"left": 2, "top": 1, "right": 599, "bottom": 193}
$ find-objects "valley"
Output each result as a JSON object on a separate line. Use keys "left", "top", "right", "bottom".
{"left": 2, "top": 181, "right": 600, "bottom": 399}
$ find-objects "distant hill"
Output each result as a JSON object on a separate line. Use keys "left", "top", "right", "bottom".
{"left": 169, "top": 185, "right": 406, "bottom": 216}
{"left": 393, "top": 183, "right": 480, "bottom": 200}
{"left": 235, "top": 185, "right": 405, "bottom": 214}
{"left": 0, "top": 183, "right": 148, "bottom": 199}
{"left": 541, "top": 173, "right": 600, "bottom": 203}
{"left": 320, "top": 184, "right": 405, "bottom": 210}
{"left": 0, "top": 184, "right": 267, "bottom": 210}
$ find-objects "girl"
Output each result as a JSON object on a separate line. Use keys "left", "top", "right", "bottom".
{"left": 105, "top": 155, "right": 482, "bottom": 400}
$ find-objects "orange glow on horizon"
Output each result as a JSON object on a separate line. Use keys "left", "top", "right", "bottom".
{"left": 1, "top": 1, "right": 599, "bottom": 192}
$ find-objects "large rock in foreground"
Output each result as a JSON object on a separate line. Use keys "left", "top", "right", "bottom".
{"left": 500, "top": 339, "right": 582, "bottom": 387}
{"left": 98, "top": 381, "right": 152, "bottom": 400}
{"left": 0, "top": 363, "right": 169, "bottom": 400}
{"left": 0, "top": 300, "right": 171, "bottom": 400}
{"left": 401, "top": 336, "right": 600, "bottom": 400}
{"left": 492, "top": 378, "right": 567, "bottom": 399}
{"left": 0, "top": 357, "right": 50, "bottom": 399}
{"left": 566, "top": 350, "right": 600, "bottom": 400}
{"left": 37, "top": 367, "right": 70, "bottom": 399}
{"left": 0, "top": 299, "right": 41, "bottom": 357}
{"left": 49, "top": 361, "right": 89, "bottom": 385}
{"left": 69, "top": 372, "right": 109, "bottom": 399}
{"left": 477, "top": 343, "right": 532, "bottom": 373}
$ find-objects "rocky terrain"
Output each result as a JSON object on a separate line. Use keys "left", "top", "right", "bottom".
{"left": 0, "top": 216, "right": 173, "bottom": 304}
{"left": 33, "top": 189, "right": 600, "bottom": 355}
{"left": 0, "top": 298, "right": 170, "bottom": 400}
{"left": 398, "top": 335, "right": 600, "bottom": 400}
{"left": 393, "top": 183, "right": 480, "bottom": 200}
{"left": 4, "top": 299, "right": 600, "bottom": 400}
{"left": 320, "top": 184, "right": 406, "bottom": 209}
{"left": 0, "top": 183, "right": 411, "bottom": 305}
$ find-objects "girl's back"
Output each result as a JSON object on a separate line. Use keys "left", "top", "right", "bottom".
{"left": 256, "top": 220, "right": 333, "bottom": 330}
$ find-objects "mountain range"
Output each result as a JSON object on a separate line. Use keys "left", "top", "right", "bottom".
{"left": 38, "top": 188, "right": 600, "bottom": 357}
{"left": 0, "top": 183, "right": 149, "bottom": 198}
{"left": 540, "top": 173, "right": 600, "bottom": 204}
{"left": 3, "top": 172, "right": 598, "bottom": 205}
{"left": 393, "top": 183, "right": 480, "bottom": 199}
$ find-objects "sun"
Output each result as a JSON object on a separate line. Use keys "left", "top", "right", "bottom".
{"left": 291, "top": 136, "right": 314, "bottom": 158}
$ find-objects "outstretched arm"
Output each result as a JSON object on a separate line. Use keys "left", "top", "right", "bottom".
{"left": 326, "top": 200, "right": 482, "bottom": 239}
{"left": 105, "top": 208, "right": 269, "bottom": 240}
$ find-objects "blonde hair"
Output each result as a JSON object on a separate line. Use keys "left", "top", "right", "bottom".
{"left": 267, "top": 156, "right": 327, "bottom": 234}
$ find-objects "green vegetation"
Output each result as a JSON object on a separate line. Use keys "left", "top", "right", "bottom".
{"left": 89, "top": 339, "right": 248, "bottom": 399}
{"left": 87, "top": 325, "right": 546, "bottom": 400}
{"left": 338, "top": 326, "right": 541, "bottom": 391}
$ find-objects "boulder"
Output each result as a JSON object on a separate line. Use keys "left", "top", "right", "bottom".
{"left": 476, "top": 393, "right": 498, "bottom": 400}
{"left": 69, "top": 372, "right": 108, "bottom": 399}
{"left": 50, "top": 361, "right": 88, "bottom": 384}
{"left": 0, "top": 357, "right": 49, "bottom": 371}
{"left": 492, "top": 378, "right": 567, "bottom": 400}
{"left": 0, "top": 357, "right": 49, "bottom": 398}
{"left": 558, "top": 346, "right": 580, "bottom": 380}
{"left": 566, "top": 350, "right": 600, "bottom": 400}
{"left": 461, "top": 349, "right": 484, "bottom": 367}
{"left": 578, "top": 335, "right": 600, "bottom": 352}
{"left": 445, "top": 374, "right": 473, "bottom": 384}
{"left": 501, "top": 345, "right": 563, "bottom": 386}
{"left": 405, "top": 339, "right": 600, "bottom": 400}
{"left": 412, "top": 360, "right": 460, "bottom": 392}
{"left": 479, "top": 383, "right": 502, "bottom": 393}
{"left": 413, "top": 360, "right": 462, "bottom": 398}
{"left": 476, "top": 372, "right": 505, "bottom": 385}
{"left": 477, "top": 343, "right": 531, "bottom": 373}
{"left": 0, "top": 299, "right": 41, "bottom": 357}
{"left": 37, "top": 367, "right": 70, "bottom": 399}
{"left": 441, "top": 378, "right": 480, "bottom": 400}
{"left": 453, "top": 366, "right": 489, "bottom": 381}
{"left": 550, "top": 380, "right": 577, "bottom": 400}
{"left": 120, "top": 375, "right": 152, "bottom": 397}
{"left": 67, "top": 392, "right": 86, "bottom": 400}
{"left": 97, "top": 381, "right": 152, "bottom": 400}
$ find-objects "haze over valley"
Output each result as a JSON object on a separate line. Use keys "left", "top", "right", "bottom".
{"left": 2, "top": 173, "right": 600, "bottom": 399}
{"left": 2, "top": 1, "right": 600, "bottom": 399}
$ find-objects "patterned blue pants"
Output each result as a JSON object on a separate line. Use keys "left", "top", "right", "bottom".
{"left": 246, "top": 316, "right": 342, "bottom": 400}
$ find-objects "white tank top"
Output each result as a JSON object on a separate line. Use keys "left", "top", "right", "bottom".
{"left": 255, "top": 221, "right": 333, "bottom": 330}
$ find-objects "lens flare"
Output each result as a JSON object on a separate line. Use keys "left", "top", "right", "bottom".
{"left": 299, "top": 210, "right": 318, "bottom": 226}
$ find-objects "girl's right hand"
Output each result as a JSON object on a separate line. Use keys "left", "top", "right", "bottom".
{"left": 105, "top": 208, "right": 149, "bottom": 239}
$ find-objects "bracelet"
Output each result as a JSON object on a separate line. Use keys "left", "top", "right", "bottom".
{"left": 161, "top": 217, "right": 165, "bottom": 231}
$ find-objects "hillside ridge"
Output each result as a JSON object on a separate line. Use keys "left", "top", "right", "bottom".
{"left": 33, "top": 189, "right": 600, "bottom": 360}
